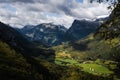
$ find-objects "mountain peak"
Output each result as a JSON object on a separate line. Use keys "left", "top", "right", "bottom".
{"left": 18, "top": 23, "right": 67, "bottom": 46}
{"left": 36, "top": 23, "right": 66, "bottom": 30}
{"left": 65, "top": 18, "right": 107, "bottom": 41}
{"left": 24, "top": 25, "right": 35, "bottom": 28}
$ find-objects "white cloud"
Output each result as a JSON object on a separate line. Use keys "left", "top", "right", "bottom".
{"left": 0, "top": 0, "right": 110, "bottom": 28}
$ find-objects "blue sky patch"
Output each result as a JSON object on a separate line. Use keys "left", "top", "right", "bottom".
{"left": 3, "top": 3, "right": 16, "bottom": 12}
{"left": 76, "top": 0, "right": 83, "bottom": 3}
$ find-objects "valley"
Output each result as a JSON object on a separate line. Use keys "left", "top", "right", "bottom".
{"left": 0, "top": 1, "right": 120, "bottom": 80}
{"left": 53, "top": 34, "right": 119, "bottom": 78}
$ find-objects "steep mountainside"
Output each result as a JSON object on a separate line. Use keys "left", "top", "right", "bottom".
{"left": 95, "top": 4, "right": 120, "bottom": 39}
{"left": 18, "top": 23, "right": 67, "bottom": 46}
{"left": 0, "top": 21, "right": 59, "bottom": 80}
{"left": 0, "top": 21, "right": 55, "bottom": 60}
{"left": 94, "top": 4, "right": 120, "bottom": 77}
{"left": 65, "top": 18, "right": 107, "bottom": 41}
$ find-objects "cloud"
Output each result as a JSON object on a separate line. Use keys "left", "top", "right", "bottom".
{"left": 0, "top": 0, "right": 34, "bottom": 3}
{"left": 0, "top": 0, "right": 110, "bottom": 28}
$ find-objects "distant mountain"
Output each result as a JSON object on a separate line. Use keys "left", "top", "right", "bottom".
{"left": 21, "top": 25, "right": 35, "bottom": 32}
{"left": 0, "top": 21, "right": 55, "bottom": 58}
{"left": 17, "top": 18, "right": 107, "bottom": 46}
{"left": 18, "top": 23, "right": 67, "bottom": 46}
{"left": 65, "top": 18, "right": 108, "bottom": 41}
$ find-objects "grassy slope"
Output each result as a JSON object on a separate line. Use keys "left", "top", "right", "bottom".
{"left": 1, "top": 40, "right": 112, "bottom": 80}
{"left": 55, "top": 58, "right": 114, "bottom": 76}
{"left": 53, "top": 34, "right": 119, "bottom": 77}
{"left": 53, "top": 34, "right": 120, "bottom": 60}
{"left": 79, "top": 63, "right": 113, "bottom": 75}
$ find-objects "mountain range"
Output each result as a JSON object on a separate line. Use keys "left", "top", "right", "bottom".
{"left": 65, "top": 18, "right": 107, "bottom": 41}
{"left": 17, "top": 17, "right": 107, "bottom": 46}
{"left": 17, "top": 23, "right": 67, "bottom": 46}
{"left": 0, "top": 20, "right": 116, "bottom": 80}
{"left": 1, "top": 21, "right": 111, "bottom": 80}
{"left": 0, "top": 21, "right": 55, "bottom": 59}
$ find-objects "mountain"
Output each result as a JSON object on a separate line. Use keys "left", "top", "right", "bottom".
{"left": 0, "top": 22, "right": 30, "bottom": 54}
{"left": 52, "top": 5, "right": 120, "bottom": 79}
{"left": 65, "top": 18, "right": 107, "bottom": 41}
{"left": 0, "top": 21, "right": 112, "bottom": 80}
{"left": 95, "top": 4, "right": 120, "bottom": 40}
{"left": 18, "top": 18, "right": 107, "bottom": 46}
{"left": 94, "top": 4, "right": 120, "bottom": 77}
{"left": 18, "top": 23, "right": 67, "bottom": 46}
{"left": 0, "top": 21, "right": 58, "bottom": 80}
{"left": 0, "top": 21, "right": 55, "bottom": 58}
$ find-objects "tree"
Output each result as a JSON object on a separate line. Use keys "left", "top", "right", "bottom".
{"left": 90, "top": 0, "right": 119, "bottom": 3}
{"left": 90, "top": 0, "right": 119, "bottom": 11}
{"left": 91, "top": 1, "right": 120, "bottom": 78}
{"left": 93, "top": 0, "right": 120, "bottom": 40}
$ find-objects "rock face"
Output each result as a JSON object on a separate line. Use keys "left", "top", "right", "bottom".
{"left": 65, "top": 18, "right": 107, "bottom": 41}
{"left": 18, "top": 18, "right": 107, "bottom": 46}
{"left": 19, "top": 23, "right": 67, "bottom": 46}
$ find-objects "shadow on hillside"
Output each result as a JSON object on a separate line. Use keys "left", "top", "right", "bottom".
{"left": 0, "top": 21, "right": 55, "bottom": 63}
{"left": 26, "top": 45, "right": 55, "bottom": 62}
{"left": 69, "top": 41, "right": 90, "bottom": 51}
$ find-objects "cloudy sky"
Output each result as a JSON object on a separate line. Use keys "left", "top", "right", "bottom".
{"left": 0, "top": 0, "right": 110, "bottom": 28}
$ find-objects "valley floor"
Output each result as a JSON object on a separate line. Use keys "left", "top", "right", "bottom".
{"left": 55, "top": 58, "right": 115, "bottom": 76}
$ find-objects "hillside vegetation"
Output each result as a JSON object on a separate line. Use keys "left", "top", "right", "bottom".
{"left": 0, "top": 40, "right": 114, "bottom": 80}
{"left": 52, "top": 4, "right": 120, "bottom": 79}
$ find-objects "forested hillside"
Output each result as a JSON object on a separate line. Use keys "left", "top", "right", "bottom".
{"left": 53, "top": 3, "right": 120, "bottom": 80}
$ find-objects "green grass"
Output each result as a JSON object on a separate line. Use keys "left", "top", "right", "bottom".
{"left": 55, "top": 58, "right": 113, "bottom": 76}
{"left": 78, "top": 63, "right": 113, "bottom": 75}
{"left": 55, "top": 58, "right": 79, "bottom": 65}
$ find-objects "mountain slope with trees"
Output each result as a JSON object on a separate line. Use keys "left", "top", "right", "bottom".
{"left": 53, "top": 1, "right": 120, "bottom": 79}
{"left": 0, "top": 20, "right": 115, "bottom": 80}
{"left": 18, "top": 23, "right": 67, "bottom": 46}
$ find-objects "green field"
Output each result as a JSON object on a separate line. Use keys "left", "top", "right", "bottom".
{"left": 55, "top": 58, "right": 113, "bottom": 76}
{"left": 79, "top": 63, "right": 113, "bottom": 75}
